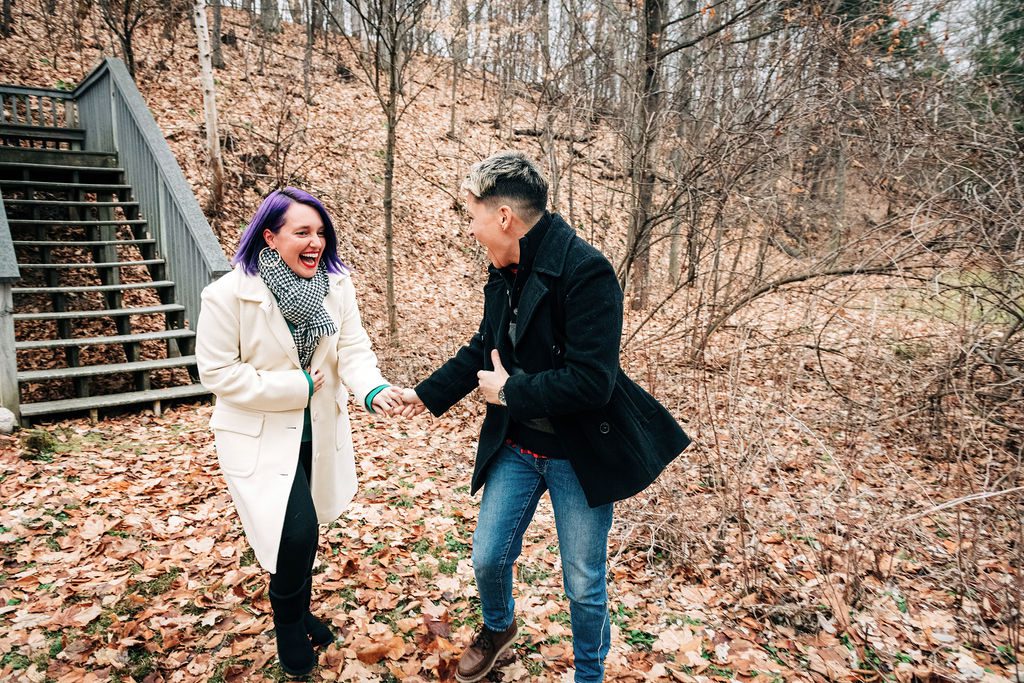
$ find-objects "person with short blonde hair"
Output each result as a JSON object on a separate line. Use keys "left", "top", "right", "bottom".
{"left": 400, "top": 152, "right": 691, "bottom": 682}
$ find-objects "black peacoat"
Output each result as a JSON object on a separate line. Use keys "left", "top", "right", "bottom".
{"left": 416, "top": 213, "right": 690, "bottom": 507}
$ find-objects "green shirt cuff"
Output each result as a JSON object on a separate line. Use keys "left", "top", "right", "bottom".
{"left": 303, "top": 371, "right": 314, "bottom": 398}
{"left": 365, "top": 384, "right": 390, "bottom": 413}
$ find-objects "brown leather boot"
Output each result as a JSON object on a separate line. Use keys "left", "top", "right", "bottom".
{"left": 455, "top": 621, "right": 518, "bottom": 683}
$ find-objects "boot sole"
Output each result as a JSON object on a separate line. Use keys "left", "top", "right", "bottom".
{"left": 454, "top": 637, "right": 516, "bottom": 683}
{"left": 279, "top": 659, "right": 315, "bottom": 678}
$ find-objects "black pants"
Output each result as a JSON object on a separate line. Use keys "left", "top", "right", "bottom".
{"left": 269, "top": 441, "right": 318, "bottom": 596}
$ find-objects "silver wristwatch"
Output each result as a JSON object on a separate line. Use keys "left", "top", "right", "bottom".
{"left": 498, "top": 386, "right": 507, "bottom": 406}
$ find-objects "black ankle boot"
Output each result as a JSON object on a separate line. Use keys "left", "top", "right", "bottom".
{"left": 303, "top": 612, "right": 333, "bottom": 647}
{"left": 269, "top": 579, "right": 316, "bottom": 677}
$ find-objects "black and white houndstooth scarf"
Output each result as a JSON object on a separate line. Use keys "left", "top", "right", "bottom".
{"left": 258, "top": 248, "right": 338, "bottom": 369}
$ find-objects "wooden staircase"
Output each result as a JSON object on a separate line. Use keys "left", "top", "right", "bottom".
{"left": 1, "top": 139, "right": 208, "bottom": 423}
{"left": 0, "top": 61, "right": 230, "bottom": 425}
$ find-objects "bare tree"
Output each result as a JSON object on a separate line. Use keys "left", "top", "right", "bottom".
{"left": 447, "top": 0, "right": 469, "bottom": 140}
{"left": 1, "top": 0, "right": 13, "bottom": 37}
{"left": 194, "top": 0, "right": 225, "bottom": 213}
{"left": 304, "top": 0, "right": 315, "bottom": 103}
{"left": 260, "top": 0, "right": 279, "bottom": 32}
{"left": 323, "top": 0, "right": 435, "bottom": 343}
{"left": 623, "top": 0, "right": 666, "bottom": 310}
{"left": 212, "top": 0, "right": 225, "bottom": 68}
{"left": 98, "top": 0, "right": 159, "bottom": 78}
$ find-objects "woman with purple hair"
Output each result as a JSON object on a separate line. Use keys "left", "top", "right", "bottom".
{"left": 196, "top": 187, "right": 402, "bottom": 676}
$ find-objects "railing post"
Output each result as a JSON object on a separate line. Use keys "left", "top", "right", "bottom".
{"left": 0, "top": 283, "right": 18, "bottom": 424}
{"left": 156, "top": 182, "right": 168, "bottom": 262}
{"left": 110, "top": 84, "right": 119, "bottom": 155}
{"left": 0, "top": 193, "right": 19, "bottom": 423}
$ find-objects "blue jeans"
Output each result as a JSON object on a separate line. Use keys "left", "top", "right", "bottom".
{"left": 473, "top": 443, "right": 614, "bottom": 682}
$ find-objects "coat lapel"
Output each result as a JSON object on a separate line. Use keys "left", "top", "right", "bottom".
{"left": 235, "top": 269, "right": 302, "bottom": 368}
{"left": 510, "top": 214, "right": 574, "bottom": 348}
{"left": 262, "top": 302, "right": 302, "bottom": 368}
{"left": 484, "top": 276, "right": 509, "bottom": 354}
{"left": 512, "top": 276, "right": 548, "bottom": 348}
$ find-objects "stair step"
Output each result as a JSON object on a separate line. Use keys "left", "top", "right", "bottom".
{"left": 19, "top": 382, "right": 211, "bottom": 419}
{"left": 14, "top": 303, "right": 184, "bottom": 322}
{"left": 16, "top": 327, "right": 194, "bottom": 350}
{"left": 3, "top": 199, "right": 139, "bottom": 208}
{"left": 0, "top": 124, "right": 86, "bottom": 142}
{"left": 0, "top": 161, "right": 123, "bottom": 174}
{"left": 20, "top": 259, "right": 164, "bottom": 270}
{"left": 13, "top": 238, "right": 155, "bottom": 247}
{"left": 0, "top": 179, "right": 131, "bottom": 192}
{"left": 13, "top": 280, "right": 174, "bottom": 295}
{"left": 9, "top": 219, "right": 146, "bottom": 226}
{"left": 18, "top": 355, "right": 197, "bottom": 382}
{"left": 0, "top": 148, "right": 118, "bottom": 168}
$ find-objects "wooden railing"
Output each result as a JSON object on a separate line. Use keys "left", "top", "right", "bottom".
{"left": 0, "top": 198, "right": 18, "bottom": 421}
{"left": 0, "top": 84, "right": 77, "bottom": 129}
{"left": 74, "top": 58, "right": 231, "bottom": 331}
{"left": 0, "top": 58, "right": 230, "bottom": 421}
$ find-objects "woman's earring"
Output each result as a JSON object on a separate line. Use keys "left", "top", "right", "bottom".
{"left": 259, "top": 246, "right": 282, "bottom": 270}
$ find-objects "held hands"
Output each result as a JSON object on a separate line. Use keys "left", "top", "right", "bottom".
{"left": 363, "top": 348, "right": 509, "bottom": 419}
{"left": 477, "top": 350, "right": 509, "bottom": 405}
{"left": 307, "top": 369, "right": 422, "bottom": 418}
{"left": 372, "top": 386, "right": 426, "bottom": 418}
{"left": 396, "top": 388, "right": 427, "bottom": 418}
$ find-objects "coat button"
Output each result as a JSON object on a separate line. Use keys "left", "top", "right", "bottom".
{"left": 599, "top": 422, "right": 610, "bottom": 434}
{"left": 312, "top": 411, "right": 319, "bottom": 420}
{"left": 552, "top": 345, "right": 561, "bottom": 355}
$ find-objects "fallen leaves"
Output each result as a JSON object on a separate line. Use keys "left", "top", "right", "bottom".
{"left": 0, "top": 6, "right": 1021, "bottom": 683}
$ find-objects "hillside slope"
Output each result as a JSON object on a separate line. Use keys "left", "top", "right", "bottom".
{"left": 0, "top": 6, "right": 1019, "bottom": 683}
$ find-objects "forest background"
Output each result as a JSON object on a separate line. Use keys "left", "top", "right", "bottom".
{"left": 0, "top": 0, "right": 1022, "bottom": 681}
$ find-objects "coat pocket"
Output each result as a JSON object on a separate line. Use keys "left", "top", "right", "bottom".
{"left": 210, "top": 406, "right": 265, "bottom": 478}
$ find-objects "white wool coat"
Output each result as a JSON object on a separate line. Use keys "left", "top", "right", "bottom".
{"left": 195, "top": 266, "right": 386, "bottom": 573}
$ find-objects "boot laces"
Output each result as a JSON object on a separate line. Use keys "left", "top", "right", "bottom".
{"left": 472, "top": 628, "right": 496, "bottom": 652}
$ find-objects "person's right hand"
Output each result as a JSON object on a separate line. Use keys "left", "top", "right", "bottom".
{"left": 398, "top": 388, "right": 426, "bottom": 417}
{"left": 311, "top": 368, "right": 325, "bottom": 393}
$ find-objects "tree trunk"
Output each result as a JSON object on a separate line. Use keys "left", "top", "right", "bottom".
{"left": 383, "top": 29, "right": 399, "bottom": 344}
{"left": 627, "top": 0, "right": 666, "bottom": 310}
{"left": 194, "top": 0, "right": 225, "bottom": 214}
{"left": 538, "top": 0, "right": 559, "bottom": 211}
{"left": 351, "top": 0, "right": 365, "bottom": 50}
{"left": 304, "top": 0, "right": 314, "bottom": 103}
{"left": 1, "top": 0, "right": 12, "bottom": 37}
{"left": 289, "top": 0, "right": 304, "bottom": 24}
{"left": 260, "top": 0, "right": 279, "bottom": 32}
{"left": 686, "top": 197, "right": 699, "bottom": 285}
{"left": 122, "top": 31, "right": 138, "bottom": 78}
{"left": 384, "top": 96, "right": 398, "bottom": 343}
{"left": 448, "top": 0, "right": 468, "bottom": 139}
{"left": 311, "top": 0, "right": 322, "bottom": 34}
{"left": 212, "top": 0, "right": 225, "bottom": 68}
{"left": 831, "top": 131, "right": 847, "bottom": 253}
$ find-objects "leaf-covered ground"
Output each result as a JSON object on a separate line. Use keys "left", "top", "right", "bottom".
{"left": 0, "top": 5, "right": 1021, "bottom": 683}
{"left": 1, "top": 400, "right": 1017, "bottom": 683}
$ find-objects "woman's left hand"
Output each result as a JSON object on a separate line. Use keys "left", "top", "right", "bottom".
{"left": 311, "top": 368, "right": 325, "bottom": 393}
{"left": 372, "top": 386, "right": 404, "bottom": 416}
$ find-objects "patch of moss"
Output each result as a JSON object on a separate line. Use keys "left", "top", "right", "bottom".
{"left": 137, "top": 567, "right": 182, "bottom": 597}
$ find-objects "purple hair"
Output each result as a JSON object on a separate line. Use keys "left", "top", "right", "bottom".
{"left": 233, "top": 187, "right": 348, "bottom": 275}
